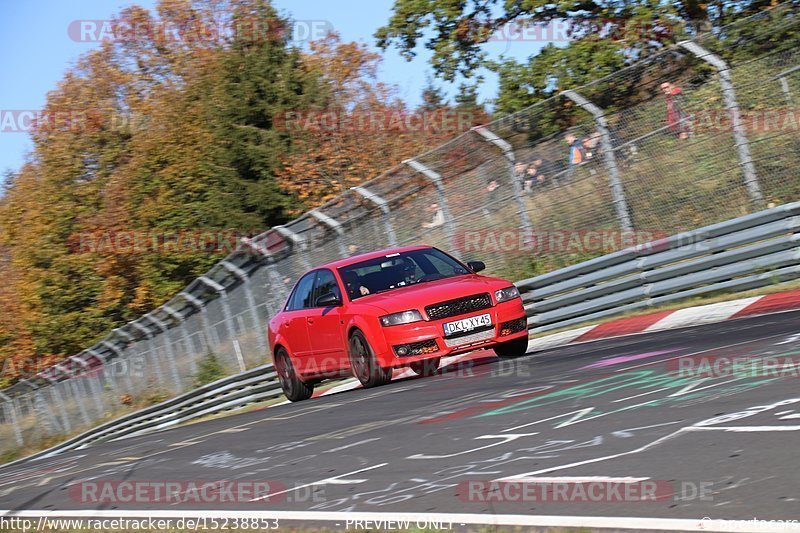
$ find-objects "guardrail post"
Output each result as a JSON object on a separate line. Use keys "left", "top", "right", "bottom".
{"left": 145, "top": 313, "right": 182, "bottom": 392}
{"left": 404, "top": 158, "right": 459, "bottom": 257}
{"left": 562, "top": 89, "right": 634, "bottom": 232}
{"left": 220, "top": 261, "right": 268, "bottom": 356}
{"left": 679, "top": 40, "right": 764, "bottom": 209}
{"left": 130, "top": 322, "right": 167, "bottom": 389}
{"left": 309, "top": 209, "right": 349, "bottom": 258}
{"left": 198, "top": 276, "right": 239, "bottom": 363}
{"left": 472, "top": 126, "right": 533, "bottom": 234}
{"left": 274, "top": 225, "right": 312, "bottom": 270}
{"left": 351, "top": 186, "right": 398, "bottom": 246}
{"left": 0, "top": 392, "right": 24, "bottom": 447}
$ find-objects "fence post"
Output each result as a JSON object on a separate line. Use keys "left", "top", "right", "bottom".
{"left": 179, "top": 291, "right": 217, "bottom": 352}
{"left": 562, "top": 89, "right": 634, "bottom": 231}
{"left": 274, "top": 225, "right": 311, "bottom": 270}
{"left": 130, "top": 321, "right": 167, "bottom": 390}
{"left": 679, "top": 40, "right": 764, "bottom": 209}
{"left": 83, "top": 349, "right": 110, "bottom": 418}
{"left": 351, "top": 186, "right": 398, "bottom": 246}
{"left": 404, "top": 158, "right": 459, "bottom": 257}
{"left": 471, "top": 126, "right": 533, "bottom": 234}
{"left": 162, "top": 305, "right": 198, "bottom": 376}
{"left": 198, "top": 276, "right": 239, "bottom": 366}
{"left": 111, "top": 327, "right": 137, "bottom": 393}
{"left": 772, "top": 65, "right": 798, "bottom": 106}
{"left": 145, "top": 313, "right": 182, "bottom": 393}
{"left": 64, "top": 360, "right": 92, "bottom": 427}
{"left": 220, "top": 260, "right": 269, "bottom": 357}
{"left": 0, "top": 392, "right": 24, "bottom": 447}
{"left": 309, "top": 209, "right": 349, "bottom": 258}
{"left": 241, "top": 235, "right": 290, "bottom": 307}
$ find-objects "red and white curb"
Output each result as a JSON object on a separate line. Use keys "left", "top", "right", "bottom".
{"left": 527, "top": 288, "right": 800, "bottom": 353}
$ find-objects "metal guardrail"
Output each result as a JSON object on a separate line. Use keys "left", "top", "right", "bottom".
{"left": 13, "top": 202, "right": 800, "bottom": 464}
{"left": 517, "top": 202, "right": 800, "bottom": 333}
{"left": 13, "top": 364, "right": 281, "bottom": 465}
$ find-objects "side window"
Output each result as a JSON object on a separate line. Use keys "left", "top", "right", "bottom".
{"left": 312, "top": 269, "right": 341, "bottom": 306}
{"left": 286, "top": 272, "right": 316, "bottom": 311}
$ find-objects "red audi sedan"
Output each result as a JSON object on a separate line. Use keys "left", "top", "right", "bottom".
{"left": 268, "top": 245, "right": 529, "bottom": 401}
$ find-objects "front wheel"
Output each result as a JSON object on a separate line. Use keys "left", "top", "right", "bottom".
{"left": 349, "top": 330, "right": 392, "bottom": 388}
{"left": 409, "top": 357, "right": 441, "bottom": 377}
{"left": 274, "top": 347, "right": 314, "bottom": 402}
{"left": 494, "top": 336, "right": 529, "bottom": 359}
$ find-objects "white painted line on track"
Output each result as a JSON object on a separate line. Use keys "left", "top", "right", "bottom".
{"left": 250, "top": 463, "right": 388, "bottom": 502}
{"left": 497, "top": 476, "right": 651, "bottom": 483}
{"left": 1, "top": 510, "right": 797, "bottom": 532}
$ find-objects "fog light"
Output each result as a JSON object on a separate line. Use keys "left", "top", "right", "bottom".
{"left": 393, "top": 339, "right": 439, "bottom": 357}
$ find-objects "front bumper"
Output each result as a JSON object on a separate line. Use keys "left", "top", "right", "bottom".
{"left": 372, "top": 298, "right": 528, "bottom": 368}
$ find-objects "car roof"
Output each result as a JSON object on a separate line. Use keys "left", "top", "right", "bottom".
{"left": 319, "top": 245, "right": 433, "bottom": 271}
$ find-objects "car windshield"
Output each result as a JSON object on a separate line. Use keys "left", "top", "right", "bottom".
{"left": 338, "top": 248, "right": 470, "bottom": 301}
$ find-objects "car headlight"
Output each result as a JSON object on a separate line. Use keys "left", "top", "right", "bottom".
{"left": 495, "top": 286, "right": 520, "bottom": 303}
{"left": 379, "top": 309, "right": 423, "bottom": 327}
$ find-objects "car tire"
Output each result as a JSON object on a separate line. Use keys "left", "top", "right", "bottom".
{"left": 348, "top": 330, "right": 392, "bottom": 388}
{"left": 274, "top": 346, "right": 314, "bottom": 402}
{"left": 494, "top": 336, "right": 529, "bottom": 358}
{"left": 409, "top": 357, "right": 441, "bottom": 377}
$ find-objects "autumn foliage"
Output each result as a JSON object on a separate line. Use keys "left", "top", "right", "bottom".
{"left": 0, "top": 0, "right": 484, "bottom": 383}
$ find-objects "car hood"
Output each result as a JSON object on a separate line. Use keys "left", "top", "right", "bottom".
{"left": 353, "top": 274, "right": 511, "bottom": 314}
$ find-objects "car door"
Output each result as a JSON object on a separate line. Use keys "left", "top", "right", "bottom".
{"left": 306, "top": 268, "right": 348, "bottom": 373}
{"left": 279, "top": 271, "right": 316, "bottom": 374}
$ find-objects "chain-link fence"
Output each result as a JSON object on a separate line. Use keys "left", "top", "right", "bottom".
{"left": 2, "top": 4, "right": 799, "bottom": 456}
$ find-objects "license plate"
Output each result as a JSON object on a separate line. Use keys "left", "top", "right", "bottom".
{"left": 443, "top": 313, "right": 492, "bottom": 336}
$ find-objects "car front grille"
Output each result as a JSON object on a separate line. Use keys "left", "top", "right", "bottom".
{"left": 425, "top": 293, "right": 492, "bottom": 321}
{"left": 443, "top": 327, "right": 495, "bottom": 348}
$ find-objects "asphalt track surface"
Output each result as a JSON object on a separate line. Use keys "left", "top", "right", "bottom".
{"left": 2, "top": 310, "right": 800, "bottom": 530}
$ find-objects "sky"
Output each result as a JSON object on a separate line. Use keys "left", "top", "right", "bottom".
{"left": 0, "top": 0, "right": 544, "bottom": 184}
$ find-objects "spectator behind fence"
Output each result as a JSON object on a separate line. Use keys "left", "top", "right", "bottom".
{"left": 528, "top": 157, "right": 560, "bottom": 188}
{"left": 661, "top": 82, "right": 690, "bottom": 139}
{"left": 484, "top": 177, "right": 500, "bottom": 215}
{"left": 565, "top": 133, "right": 586, "bottom": 179}
{"left": 422, "top": 202, "right": 444, "bottom": 229}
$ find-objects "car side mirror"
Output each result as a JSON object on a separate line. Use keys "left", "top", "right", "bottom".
{"left": 466, "top": 260, "right": 486, "bottom": 273}
{"left": 316, "top": 292, "right": 341, "bottom": 307}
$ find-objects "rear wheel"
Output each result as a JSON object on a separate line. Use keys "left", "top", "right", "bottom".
{"left": 409, "top": 357, "right": 441, "bottom": 377}
{"left": 274, "top": 347, "right": 313, "bottom": 402}
{"left": 348, "top": 330, "right": 392, "bottom": 388}
{"left": 494, "top": 336, "right": 529, "bottom": 358}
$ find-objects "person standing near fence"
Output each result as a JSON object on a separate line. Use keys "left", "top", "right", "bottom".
{"left": 661, "top": 82, "right": 690, "bottom": 139}
{"left": 565, "top": 133, "right": 586, "bottom": 180}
